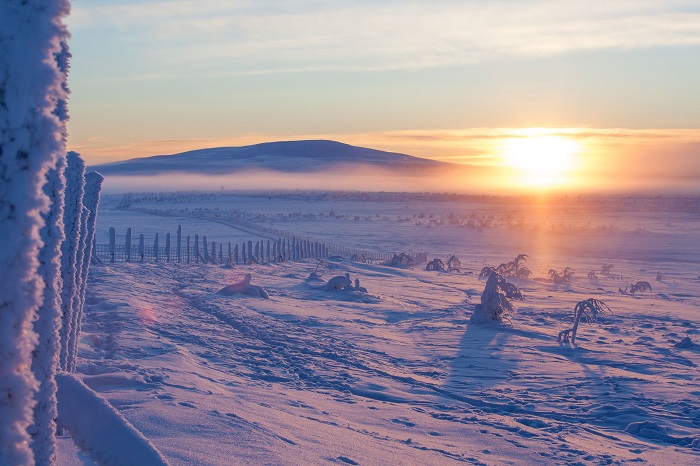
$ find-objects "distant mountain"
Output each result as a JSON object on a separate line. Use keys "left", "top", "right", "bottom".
{"left": 90, "top": 140, "right": 455, "bottom": 175}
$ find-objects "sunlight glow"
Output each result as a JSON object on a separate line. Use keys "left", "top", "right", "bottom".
{"left": 502, "top": 135, "right": 580, "bottom": 188}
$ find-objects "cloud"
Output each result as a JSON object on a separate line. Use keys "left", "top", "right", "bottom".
{"left": 68, "top": 1, "right": 700, "bottom": 73}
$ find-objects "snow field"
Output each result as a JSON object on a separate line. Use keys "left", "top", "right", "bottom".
{"left": 75, "top": 193, "right": 700, "bottom": 464}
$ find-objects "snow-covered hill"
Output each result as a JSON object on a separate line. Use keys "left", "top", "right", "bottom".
{"left": 91, "top": 140, "right": 455, "bottom": 176}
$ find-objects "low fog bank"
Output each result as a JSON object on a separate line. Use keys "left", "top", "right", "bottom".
{"left": 98, "top": 164, "right": 700, "bottom": 196}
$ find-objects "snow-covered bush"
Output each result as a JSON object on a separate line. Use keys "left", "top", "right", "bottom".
{"left": 470, "top": 272, "right": 523, "bottom": 324}
{"left": 548, "top": 267, "right": 573, "bottom": 284}
{"left": 557, "top": 299, "right": 611, "bottom": 345}
{"left": 480, "top": 254, "right": 530, "bottom": 279}
{"left": 0, "top": 0, "right": 71, "bottom": 462}
{"left": 425, "top": 258, "right": 446, "bottom": 271}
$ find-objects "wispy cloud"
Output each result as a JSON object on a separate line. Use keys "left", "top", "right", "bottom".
{"left": 69, "top": 1, "right": 700, "bottom": 73}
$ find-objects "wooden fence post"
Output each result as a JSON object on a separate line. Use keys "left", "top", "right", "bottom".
{"left": 165, "top": 233, "right": 171, "bottom": 263}
{"left": 109, "top": 227, "right": 115, "bottom": 263}
{"left": 154, "top": 233, "right": 159, "bottom": 262}
{"left": 125, "top": 227, "right": 132, "bottom": 262}
{"left": 219, "top": 244, "right": 223, "bottom": 264}
{"left": 242, "top": 243, "right": 246, "bottom": 265}
{"left": 194, "top": 234, "right": 199, "bottom": 263}
{"left": 186, "top": 235, "right": 190, "bottom": 264}
{"left": 248, "top": 240, "right": 253, "bottom": 263}
{"left": 234, "top": 244, "right": 239, "bottom": 265}
{"left": 139, "top": 234, "right": 144, "bottom": 262}
{"left": 211, "top": 240, "right": 216, "bottom": 264}
{"left": 203, "top": 236, "right": 208, "bottom": 262}
{"left": 176, "top": 225, "right": 182, "bottom": 263}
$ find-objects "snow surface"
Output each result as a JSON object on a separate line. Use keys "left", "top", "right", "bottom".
{"left": 66, "top": 192, "right": 699, "bottom": 465}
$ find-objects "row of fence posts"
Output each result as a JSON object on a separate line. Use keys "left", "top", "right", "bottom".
{"left": 101, "top": 225, "right": 332, "bottom": 264}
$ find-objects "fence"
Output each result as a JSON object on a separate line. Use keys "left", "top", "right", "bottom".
{"left": 94, "top": 222, "right": 426, "bottom": 266}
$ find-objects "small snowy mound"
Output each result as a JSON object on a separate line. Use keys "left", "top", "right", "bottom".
{"left": 217, "top": 273, "right": 270, "bottom": 299}
{"left": 305, "top": 272, "right": 325, "bottom": 283}
{"left": 326, "top": 273, "right": 352, "bottom": 290}
{"left": 624, "top": 420, "right": 670, "bottom": 441}
{"left": 674, "top": 336, "right": 694, "bottom": 348}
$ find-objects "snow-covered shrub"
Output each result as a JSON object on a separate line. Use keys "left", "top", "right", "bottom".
{"left": 601, "top": 264, "right": 614, "bottom": 275}
{"left": 470, "top": 272, "right": 523, "bottom": 324}
{"left": 0, "top": 1, "right": 71, "bottom": 462}
{"left": 548, "top": 267, "right": 573, "bottom": 284}
{"left": 480, "top": 254, "right": 530, "bottom": 279}
{"left": 447, "top": 255, "right": 461, "bottom": 272}
{"left": 630, "top": 281, "right": 652, "bottom": 293}
{"left": 425, "top": 258, "right": 446, "bottom": 271}
{"left": 557, "top": 299, "right": 611, "bottom": 345}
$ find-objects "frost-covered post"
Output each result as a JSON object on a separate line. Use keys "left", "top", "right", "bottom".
{"left": 194, "top": 234, "right": 199, "bottom": 263}
{"left": 186, "top": 235, "right": 190, "bottom": 263}
{"left": 65, "top": 205, "right": 88, "bottom": 371}
{"left": 59, "top": 153, "right": 86, "bottom": 371}
{"left": 125, "top": 227, "right": 132, "bottom": 262}
{"left": 68, "top": 172, "right": 103, "bottom": 372}
{"left": 0, "top": 1, "right": 71, "bottom": 461}
{"left": 248, "top": 240, "right": 253, "bottom": 263}
{"left": 138, "top": 234, "right": 145, "bottom": 262}
{"left": 267, "top": 240, "right": 271, "bottom": 263}
{"left": 287, "top": 239, "right": 291, "bottom": 260}
{"left": 165, "top": 233, "right": 171, "bottom": 263}
{"left": 154, "top": 233, "right": 159, "bottom": 262}
{"left": 255, "top": 241, "right": 260, "bottom": 262}
{"left": 292, "top": 237, "right": 297, "bottom": 260}
{"left": 219, "top": 244, "right": 223, "bottom": 264}
{"left": 109, "top": 227, "right": 116, "bottom": 263}
{"left": 211, "top": 240, "right": 216, "bottom": 263}
{"left": 234, "top": 244, "right": 239, "bottom": 265}
{"left": 242, "top": 243, "right": 246, "bottom": 264}
{"left": 31, "top": 160, "right": 66, "bottom": 465}
{"left": 176, "top": 225, "right": 182, "bottom": 263}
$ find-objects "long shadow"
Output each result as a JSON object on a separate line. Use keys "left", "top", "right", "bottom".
{"left": 444, "top": 322, "right": 518, "bottom": 393}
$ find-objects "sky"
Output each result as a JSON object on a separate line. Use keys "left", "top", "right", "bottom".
{"left": 65, "top": 0, "right": 700, "bottom": 193}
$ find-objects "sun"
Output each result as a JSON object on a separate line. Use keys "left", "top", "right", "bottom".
{"left": 502, "top": 135, "right": 580, "bottom": 188}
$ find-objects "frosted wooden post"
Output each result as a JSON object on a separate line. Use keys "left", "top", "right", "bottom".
{"left": 33, "top": 160, "right": 66, "bottom": 464}
{"left": 287, "top": 239, "right": 291, "bottom": 260}
{"left": 186, "top": 235, "right": 191, "bottom": 263}
{"left": 109, "top": 227, "right": 116, "bottom": 263}
{"left": 267, "top": 240, "right": 271, "bottom": 263}
{"left": 234, "top": 244, "right": 239, "bottom": 264}
{"left": 248, "top": 240, "right": 253, "bottom": 263}
{"left": 69, "top": 172, "right": 104, "bottom": 373}
{"left": 194, "top": 234, "right": 199, "bottom": 263}
{"left": 165, "top": 233, "right": 171, "bottom": 263}
{"left": 203, "top": 236, "right": 208, "bottom": 262}
{"left": 219, "top": 244, "right": 223, "bottom": 264}
{"left": 272, "top": 242, "right": 277, "bottom": 262}
{"left": 292, "top": 237, "right": 297, "bottom": 260}
{"left": 255, "top": 241, "right": 260, "bottom": 262}
{"left": 211, "top": 241, "right": 216, "bottom": 263}
{"left": 227, "top": 242, "right": 231, "bottom": 260}
{"left": 176, "top": 225, "right": 182, "bottom": 263}
{"left": 154, "top": 233, "right": 159, "bottom": 262}
{"left": 125, "top": 227, "right": 132, "bottom": 262}
{"left": 139, "top": 234, "right": 145, "bottom": 262}
{"left": 242, "top": 243, "right": 246, "bottom": 264}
